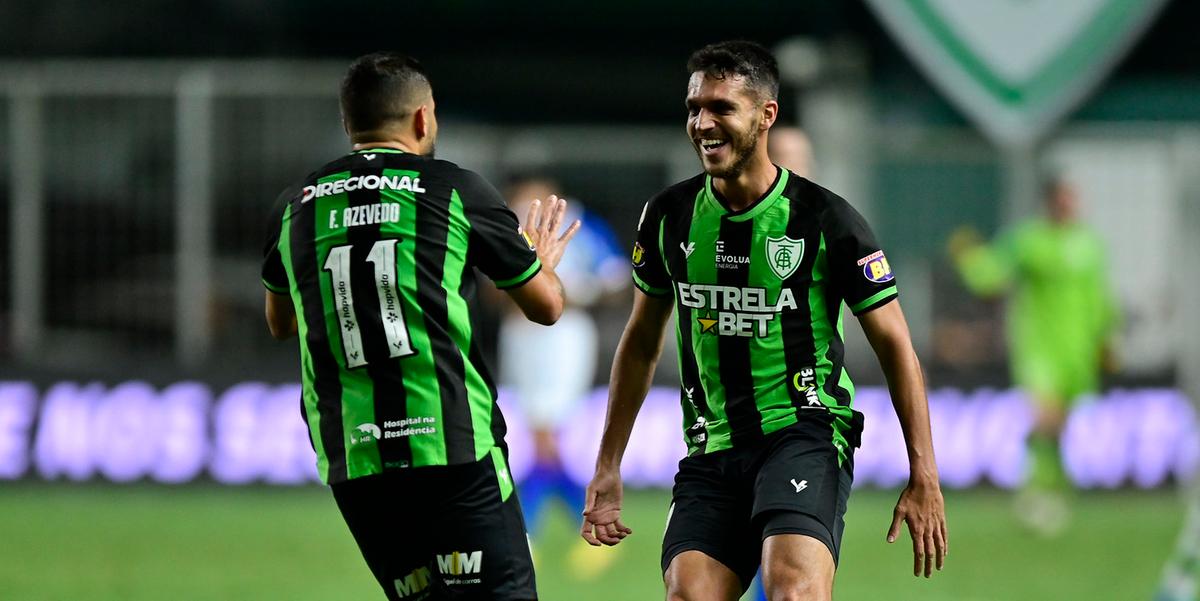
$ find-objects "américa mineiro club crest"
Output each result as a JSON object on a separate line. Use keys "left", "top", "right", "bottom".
{"left": 766, "top": 236, "right": 804, "bottom": 280}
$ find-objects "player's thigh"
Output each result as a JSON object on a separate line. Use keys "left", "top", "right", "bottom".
{"left": 331, "top": 473, "right": 432, "bottom": 601}
{"left": 662, "top": 452, "right": 759, "bottom": 593}
{"left": 760, "top": 534, "right": 835, "bottom": 601}
{"left": 751, "top": 421, "right": 855, "bottom": 568}
{"left": 435, "top": 450, "right": 537, "bottom": 601}
{"left": 664, "top": 550, "right": 743, "bottom": 601}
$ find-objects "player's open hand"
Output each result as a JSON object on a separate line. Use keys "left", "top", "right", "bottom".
{"left": 887, "top": 478, "right": 948, "bottom": 578}
{"left": 580, "top": 468, "right": 633, "bottom": 546}
{"left": 523, "top": 195, "right": 581, "bottom": 270}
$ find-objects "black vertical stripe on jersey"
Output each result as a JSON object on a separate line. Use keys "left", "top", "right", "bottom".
{"left": 289, "top": 195, "right": 349, "bottom": 483}
{"left": 346, "top": 171, "right": 413, "bottom": 470}
{"left": 780, "top": 198, "right": 818, "bottom": 413}
{"left": 298, "top": 395, "right": 316, "bottom": 453}
{"left": 665, "top": 196, "right": 708, "bottom": 453}
{"left": 415, "top": 176, "right": 475, "bottom": 465}
{"left": 821, "top": 282, "right": 853, "bottom": 407}
{"left": 462, "top": 272, "right": 508, "bottom": 453}
{"left": 716, "top": 217, "right": 762, "bottom": 446}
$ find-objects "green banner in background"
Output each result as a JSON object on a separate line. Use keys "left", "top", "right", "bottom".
{"left": 865, "top": 0, "right": 1168, "bottom": 147}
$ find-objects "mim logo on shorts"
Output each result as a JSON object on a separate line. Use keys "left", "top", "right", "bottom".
{"left": 393, "top": 567, "right": 432, "bottom": 598}
{"left": 437, "top": 551, "right": 483, "bottom": 576}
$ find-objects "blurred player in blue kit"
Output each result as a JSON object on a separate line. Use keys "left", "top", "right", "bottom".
{"left": 498, "top": 175, "right": 629, "bottom": 575}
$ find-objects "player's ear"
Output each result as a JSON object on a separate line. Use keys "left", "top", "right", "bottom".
{"left": 760, "top": 99, "right": 779, "bottom": 131}
{"left": 413, "top": 104, "right": 431, "bottom": 141}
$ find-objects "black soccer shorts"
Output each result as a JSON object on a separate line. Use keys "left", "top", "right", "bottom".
{"left": 661, "top": 413, "right": 861, "bottom": 589}
{"left": 331, "top": 447, "right": 536, "bottom": 601}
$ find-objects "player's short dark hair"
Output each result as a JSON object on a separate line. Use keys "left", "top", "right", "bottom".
{"left": 340, "top": 52, "right": 432, "bottom": 133}
{"left": 687, "top": 41, "right": 780, "bottom": 102}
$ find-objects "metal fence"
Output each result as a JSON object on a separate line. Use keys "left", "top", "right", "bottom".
{"left": 1, "top": 61, "right": 1196, "bottom": 392}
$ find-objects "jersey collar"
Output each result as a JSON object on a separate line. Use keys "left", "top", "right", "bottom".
{"left": 352, "top": 148, "right": 407, "bottom": 154}
{"left": 704, "top": 166, "right": 789, "bottom": 222}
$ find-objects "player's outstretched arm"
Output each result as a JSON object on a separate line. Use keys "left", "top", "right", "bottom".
{"left": 581, "top": 290, "right": 673, "bottom": 546}
{"left": 264, "top": 290, "right": 297, "bottom": 340}
{"left": 504, "top": 195, "right": 581, "bottom": 325}
{"left": 858, "top": 300, "right": 948, "bottom": 578}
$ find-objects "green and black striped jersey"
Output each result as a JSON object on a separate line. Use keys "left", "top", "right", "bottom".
{"left": 262, "top": 148, "right": 541, "bottom": 484}
{"left": 632, "top": 168, "right": 896, "bottom": 463}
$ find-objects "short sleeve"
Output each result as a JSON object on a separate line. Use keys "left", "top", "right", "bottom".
{"left": 823, "top": 193, "right": 898, "bottom": 315}
{"left": 458, "top": 170, "right": 542, "bottom": 289}
{"left": 261, "top": 189, "right": 291, "bottom": 295}
{"left": 630, "top": 195, "right": 671, "bottom": 297}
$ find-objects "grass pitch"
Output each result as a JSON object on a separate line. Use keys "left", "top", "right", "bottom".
{"left": 0, "top": 484, "right": 1183, "bottom": 600}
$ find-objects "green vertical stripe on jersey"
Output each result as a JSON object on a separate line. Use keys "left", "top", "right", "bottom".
{"left": 315, "top": 171, "right": 382, "bottom": 478}
{"left": 745, "top": 195, "right": 801, "bottom": 436}
{"left": 446, "top": 189, "right": 495, "bottom": 461}
{"left": 685, "top": 190, "right": 731, "bottom": 450}
{"left": 807, "top": 234, "right": 839, "bottom": 410}
{"left": 279, "top": 202, "right": 330, "bottom": 483}
{"left": 808, "top": 233, "right": 855, "bottom": 465}
{"left": 489, "top": 446, "right": 514, "bottom": 502}
{"left": 379, "top": 169, "right": 444, "bottom": 467}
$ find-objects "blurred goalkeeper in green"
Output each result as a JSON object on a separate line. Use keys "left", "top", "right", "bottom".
{"left": 950, "top": 174, "right": 1119, "bottom": 534}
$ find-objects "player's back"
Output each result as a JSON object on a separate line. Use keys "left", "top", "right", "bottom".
{"left": 263, "top": 148, "right": 542, "bottom": 484}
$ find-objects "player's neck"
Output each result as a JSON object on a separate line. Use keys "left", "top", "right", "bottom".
{"left": 351, "top": 140, "right": 417, "bottom": 153}
{"left": 349, "top": 128, "right": 422, "bottom": 154}
{"left": 712, "top": 154, "right": 779, "bottom": 212}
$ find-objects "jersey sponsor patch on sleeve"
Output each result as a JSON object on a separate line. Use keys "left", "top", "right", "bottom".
{"left": 518, "top": 228, "right": 536, "bottom": 251}
{"left": 632, "top": 241, "right": 646, "bottom": 267}
{"left": 857, "top": 250, "right": 894, "bottom": 283}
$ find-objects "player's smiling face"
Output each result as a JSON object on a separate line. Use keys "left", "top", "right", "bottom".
{"left": 686, "top": 71, "right": 764, "bottom": 179}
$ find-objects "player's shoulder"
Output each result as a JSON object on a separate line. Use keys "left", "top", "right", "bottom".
{"left": 399, "top": 154, "right": 468, "bottom": 179}
{"left": 646, "top": 173, "right": 707, "bottom": 215}
{"left": 782, "top": 172, "right": 840, "bottom": 209}
{"left": 783, "top": 173, "right": 865, "bottom": 228}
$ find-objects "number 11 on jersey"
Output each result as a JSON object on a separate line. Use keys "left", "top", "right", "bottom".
{"left": 323, "top": 239, "right": 416, "bottom": 368}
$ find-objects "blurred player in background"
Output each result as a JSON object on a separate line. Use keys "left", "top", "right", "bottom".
{"left": 498, "top": 174, "right": 627, "bottom": 577}
{"left": 581, "top": 41, "right": 947, "bottom": 600}
{"left": 949, "top": 174, "right": 1120, "bottom": 536}
{"left": 1155, "top": 492, "right": 1200, "bottom": 601}
{"left": 261, "top": 52, "right": 579, "bottom": 600}
{"left": 767, "top": 125, "right": 814, "bottom": 179}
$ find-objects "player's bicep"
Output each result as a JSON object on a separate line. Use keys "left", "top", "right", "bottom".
{"left": 261, "top": 187, "right": 294, "bottom": 294}
{"left": 857, "top": 300, "right": 909, "bottom": 349}
{"left": 264, "top": 290, "right": 297, "bottom": 340}
{"left": 504, "top": 270, "right": 563, "bottom": 326}
{"left": 623, "top": 289, "right": 674, "bottom": 355}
